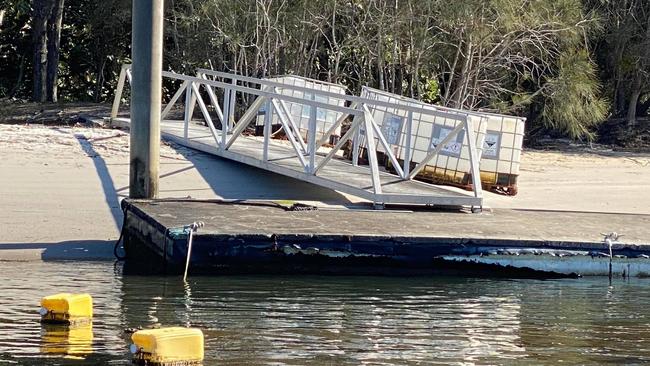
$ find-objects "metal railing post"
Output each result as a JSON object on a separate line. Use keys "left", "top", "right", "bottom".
{"left": 263, "top": 99, "right": 272, "bottom": 161}
{"left": 352, "top": 126, "right": 361, "bottom": 166}
{"left": 403, "top": 111, "right": 413, "bottom": 177}
{"left": 228, "top": 78, "right": 236, "bottom": 129}
{"left": 464, "top": 118, "right": 483, "bottom": 199}
{"left": 183, "top": 81, "right": 193, "bottom": 140}
{"left": 307, "top": 94, "right": 317, "bottom": 174}
{"left": 221, "top": 85, "right": 230, "bottom": 150}
{"left": 361, "top": 105, "right": 404, "bottom": 178}
{"left": 111, "top": 64, "right": 129, "bottom": 120}
{"left": 362, "top": 105, "right": 382, "bottom": 195}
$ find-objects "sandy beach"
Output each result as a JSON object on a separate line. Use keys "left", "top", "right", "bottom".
{"left": 1, "top": 123, "right": 649, "bottom": 260}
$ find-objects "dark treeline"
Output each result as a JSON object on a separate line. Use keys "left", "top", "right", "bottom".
{"left": 0, "top": 0, "right": 648, "bottom": 141}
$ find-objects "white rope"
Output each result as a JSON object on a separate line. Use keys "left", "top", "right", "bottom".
{"left": 183, "top": 221, "right": 204, "bottom": 282}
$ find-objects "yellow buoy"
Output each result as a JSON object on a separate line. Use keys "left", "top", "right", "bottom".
{"left": 131, "top": 327, "right": 204, "bottom": 366}
{"left": 40, "top": 293, "right": 93, "bottom": 325}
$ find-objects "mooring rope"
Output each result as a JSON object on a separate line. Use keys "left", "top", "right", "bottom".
{"left": 113, "top": 207, "right": 128, "bottom": 261}
{"left": 602, "top": 232, "right": 622, "bottom": 280}
{"left": 115, "top": 199, "right": 316, "bottom": 263}
{"left": 183, "top": 221, "right": 204, "bottom": 282}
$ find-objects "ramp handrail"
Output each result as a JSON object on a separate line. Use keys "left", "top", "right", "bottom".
{"left": 111, "top": 64, "right": 484, "bottom": 206}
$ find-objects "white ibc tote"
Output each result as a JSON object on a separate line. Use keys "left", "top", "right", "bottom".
{"left": 476, "top": 113, "right": 525, "bottom": 195}
{"left": 256, "top": 75, "right": 347, "bottom": 143}
{"left": 359, "top": 86, "right": 487, "bottom": 188}
{"left": 360, "top": 87, "right": 524, "bottom": 195}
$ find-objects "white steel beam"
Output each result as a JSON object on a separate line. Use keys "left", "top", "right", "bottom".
{"left": 352, "top": 124, "right": 361, "bottom": 166}
{"left": 362, "top": 105, "right": 405, "bottom": 179}
{"left": 183, "top": 82, "right": 192, "bottom": 139}
{"left": 314, "top": 113, "right": 363, "bottom": 174}
{"left": 221, "top": 86, "right": 231, "bottom": 149}
{"left": 270, "top": 99, "right": 309, "bottom": 169}
{"left": 275, "top": 95, "right": 307, "bottom": 153}
{"left": 263, "top": 99, "right": 272, "bottom": 161}
{"left": 191, "top": 82, "right": 221, "bottom": 147}
{"left": 315, "top": 101, "right": 356, "bottom": 148}
{"left": 403, "top": 111, "right": 413, "bottom": 177}
{"left": 111, "top": 65, "right": 129, "bottom": 119}
{"left": 199, "top": 74, "right": 225, "bottom": 124}
{"left": 307, "top": 94, "right": 318, "bottom": 173}
{"left": 464, "top": 118, "right": 483, "bottom": 199}
{"left": 362, "top": 107, "right": 382, "bottom": 195}
{"left": 225, "top": 96, "right": 266, "bottom": 150}
{"left": 161, "top": 80, "right": 189, "bottom": 120}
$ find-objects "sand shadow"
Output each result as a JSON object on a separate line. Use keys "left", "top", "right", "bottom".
{"left": 0, "top": 240, "right": 115, "bottom": 261}
{"left": 166, "top": 142, "right": 354, "bottom": 203}
{"left": 73, "top": 133, "right": 123, "bottom": 229}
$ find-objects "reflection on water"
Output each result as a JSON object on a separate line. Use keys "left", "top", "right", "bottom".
{"left": 40, "top": 323, "right": 93, "bottom": 359}
{"left": 0, "top": 261, "right": 649, "bottom": 365}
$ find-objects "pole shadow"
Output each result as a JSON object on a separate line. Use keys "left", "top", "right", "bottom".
{"left": 74, "top": 133, "right": 123, "bottom": 230}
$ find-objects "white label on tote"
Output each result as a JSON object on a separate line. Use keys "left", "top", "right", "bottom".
{"left": 430, "top": 126, "right": 465, "bottom": 157}
{"left": 483, "top": 131, "right": 501, "bottom": 159}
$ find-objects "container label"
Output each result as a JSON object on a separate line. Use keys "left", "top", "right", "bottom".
{"left": 482, "top": 131, "right": 501, "bottom": 159}
{"left": 381, "top": 114, "right": 403, "bottom": 145}
{"left": 430, "top": 125, "right": 465, "bottom": 157}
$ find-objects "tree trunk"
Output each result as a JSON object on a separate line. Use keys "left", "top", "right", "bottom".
{"left": 377, "top": 43, "right": 384, "bottom": 90}
{"left": 615, "top": 81, "right": 626, "bottom": 116}
{"left": 10, "top": 54, "right": 26, "bottom": 97}
{"left": 442, "top": 38, "right": 462, "bottom": 106}
{"left": 627, "top": 74, "right": 642, "bottom": 127}
{"left": 46, "top": 0, "right": 64, "bottom": 102}
{"left": 396, "top": 64, "right": 403, "bottom": 95}
{"left": 32, "top": 0, "right": 54, "bottom": 102}
{"left": 414, "top": 55, "right": 421, "bottom": 98}
{"left": 408, "top": 71, "right": 414, "bottom": 98}
{"left": 278, "top": 44, "right": 286, "bottom": 75}
{"left": 612, "top": 39, "right": 627, "bottom": 115}
{"left": 94, "top": 58, "right": 106, "bottom": 102}
{"left": 453, "top": 38, "right": 473, "bottom": 108}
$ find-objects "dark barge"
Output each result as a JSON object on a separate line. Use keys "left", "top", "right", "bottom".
{"left": 120, "top": 199, "right": 650, "bottom": 278}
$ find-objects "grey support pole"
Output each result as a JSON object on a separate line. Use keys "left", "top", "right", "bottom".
{"left": 129, "top": 0, "right": 164, "bottom": 198}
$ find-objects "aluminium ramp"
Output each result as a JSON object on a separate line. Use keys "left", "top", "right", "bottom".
{"left": 111, "top": 64, "right": 483, "bottom": 210}
{"left": 111, "top": 117, "right": 482, "bottom": 208}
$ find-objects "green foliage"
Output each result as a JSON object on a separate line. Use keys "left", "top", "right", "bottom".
{"left": 1, "top": 0, "right": 648, "bottom": 141}
{"left": 540, "top": 50, "right": 610, "bottom": 141}
{"left": 0, "top": 0, "right": 32, "bottom": 97}
{"left": 421, "top": 78, "right": 440, "bottom": 104}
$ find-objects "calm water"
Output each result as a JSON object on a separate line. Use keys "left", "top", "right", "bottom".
{"left": 0, "top": 261, "right": 649, "bottom": 365}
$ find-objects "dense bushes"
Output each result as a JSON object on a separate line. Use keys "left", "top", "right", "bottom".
{"left": 0, "top": 0, "right": 648, "bottom": 141}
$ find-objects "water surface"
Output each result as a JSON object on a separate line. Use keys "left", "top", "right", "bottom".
{"left": 0, "top": 261, "right": 649, "bottom": 365}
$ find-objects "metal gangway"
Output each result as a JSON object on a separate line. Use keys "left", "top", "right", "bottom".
{"left": 111, "top": 64, "right": 484, "bottom": 211}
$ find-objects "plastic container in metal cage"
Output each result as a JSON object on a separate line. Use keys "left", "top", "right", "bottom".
{"left": 255, "top": 75, "right": 347, "bottom": 144}
{"left": 360, "top": 87, "right": 524, "bottom": 195}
